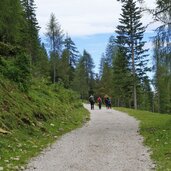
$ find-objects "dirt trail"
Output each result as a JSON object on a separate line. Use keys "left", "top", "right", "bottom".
{"left": 25, "top": 104, "right": 154, "bottom": 171}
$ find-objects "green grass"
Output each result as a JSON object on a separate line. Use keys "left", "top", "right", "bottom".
{"left": 0, "top": 77, "right": 89, "bottom": 171}
{"left": 114, "top": 107, "right": 171, "bottom": 171}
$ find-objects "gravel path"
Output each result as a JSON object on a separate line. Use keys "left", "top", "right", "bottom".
{"left": 25, "top": 104, "right": 154, "bottom": 171}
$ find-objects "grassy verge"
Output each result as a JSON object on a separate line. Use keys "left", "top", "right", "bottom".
{"left": 114, "top": 107, "right": 171, "bottom": 171}
{"left": 0, "top": 78, "right": 89, "bottom": 171}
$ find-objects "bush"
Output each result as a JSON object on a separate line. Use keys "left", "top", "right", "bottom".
{"left": 0, "top": 43, "right": 31, "bottom": 91}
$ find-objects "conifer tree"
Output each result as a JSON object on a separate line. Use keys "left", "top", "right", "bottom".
{"left": 0, "top": 0, "right": 25, "bottom": 45}
{"left": 105, "top": 35, "right": 117, "bottom": 67}
{"left": 46, "top": 13, "right": 64, "bottom": 83}
{"left": 64, "top": 35, "right": 79, "bottom": 68}
{"left": 72, "top": 56, "right": 89, "bottom": 99}
{"left": 112, "top": 50, "right": 132, "bottom": 107}
{"left": 58, "top": 49, "right": 70, "bottom": 88}
{"left": 21, "top": 0, "right": 40, "bottom": 63}
{"left": 115, "top": 0, "right": 149, "bottom": 109}
{"left": 72, "top": 50, "right": 95, "bottom": 98}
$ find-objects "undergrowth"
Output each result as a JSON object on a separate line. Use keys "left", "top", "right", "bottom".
{"left": 0, "top": 77, "right": 89, "bottom": 171}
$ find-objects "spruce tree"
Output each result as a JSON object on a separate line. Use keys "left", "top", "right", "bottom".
{"left": 72, "top": 50, "right": 95, "bottom": 98}
{"left": 58, "top": 49, "right": 70, "bottom": 88}
{"left": 64, "top": 35, "right": 79, "bottom": 68}
{"left": 72, "top": 56, "right": 89, "bottom": 99}
{"left": 0, "top": 0, "right": 25, "bottom": 45}
{"left": 105, "top": 35, "right": 117, "bottom": 67}
{"left": 21, "top": 0, "right": 40, "bottom": 63}
{"left": 112, "top": 50, "right": 132, "bottom": 107}
{"left": 115, "top": 0, "right": 149, "bottom": 109}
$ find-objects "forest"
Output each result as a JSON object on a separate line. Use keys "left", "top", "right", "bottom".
{"left": 0, "top": 0, "right": 170, "bottom": 114}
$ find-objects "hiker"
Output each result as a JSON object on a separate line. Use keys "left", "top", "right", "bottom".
{"left": 89, "top": 95, "right": 95, "bottom": 110}
{"left": 106, "top": 97, "right": 112, "bottom": 109}
{"left": 104, "top": 96, "right": 108, "bottom": 108}
{"left": 97, "top": 96, "right": 102, "bottom": 109}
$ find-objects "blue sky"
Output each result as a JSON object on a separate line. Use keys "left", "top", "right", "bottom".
{"left": 36, "top": 0, "right": 159, "bottom": 74}
{"left": 72, "top": 33, "right": 113, "bottom": 73}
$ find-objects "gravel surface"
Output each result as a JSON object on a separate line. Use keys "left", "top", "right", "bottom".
{"left": 25, "top": 104, "right": 155, "bottom": 171}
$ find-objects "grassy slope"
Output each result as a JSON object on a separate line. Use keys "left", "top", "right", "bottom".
{"left": 114, "top": 107, "right": 171, "bottom": 171}
{"left": 0, "top": 77, "right": 89, "bottom": 171}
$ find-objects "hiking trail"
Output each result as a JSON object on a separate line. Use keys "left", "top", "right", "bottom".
{"left": 25, "top": 104, "right": 155, "bottom": 171}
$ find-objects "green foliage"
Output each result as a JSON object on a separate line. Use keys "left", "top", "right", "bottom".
{"left": 0, "top": 77, "right": 89, "bottom": 170}
{"left": 115, "top": 107, "right": 171, "bottom": 171}
{"left": 116, "top": 0, "right": 149, "bottom": 109}
{"left": 72, "top": 50, "right": 95, "bottom": 99}
{"left": 0, "top": 42, "right": 21, "bottom": 57}
{"left": 0, "top": 0, "right": 25, "bottom": 44}
{"left": 112, "top": 50, "right": 132, "bottom": 107}
{"left": 64, "top": 35, "right": 79, "bottom": 68}
{"left": 0, "top": 43, "right": 31, "bottom": 92}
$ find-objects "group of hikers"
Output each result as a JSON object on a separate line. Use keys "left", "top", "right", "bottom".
{"left": 89, "top": 95, "right": 112, "bottom": 110}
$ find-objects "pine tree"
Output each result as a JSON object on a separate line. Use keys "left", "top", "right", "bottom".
{"left": 46, "top": 13, "right": 64, "bottom": 83}
{"left": 33, "top": 43, "right": 50, "bottom": 77}
{"left": 99, "top": 59, "right": 113, "bottom": 98}
{"left": 72, "top": 56, "right": 89, "bottom": 99}
{"left": 0, "top": 0, "right": 25, "bottom": 45}
{"left": 153, "top": 33, "right": 171, "bottom": 113}
{"left": 112, "top": 50, "right": 132, "bottom": 107}
{"left": 58, "top": 49, "right": 70, "bottom": 88}
{"left": 82, "top": 50, "right": 95, "bottom": 94}
{"left": 115, "top": 0, "right": 149, "bottom": 109}
{"left": 105, "top": 35, "right": 117, "bottom": 66}
{"left": 72, "top": 50, "right": 95, "bottom": 98}
{"left": 99, "top": 53, "right": 106, "bottom": 79}
{"left": 64, "top": 35, "right": 79, "bottom": 68}
{"left": 21, "top": 0, "right": 40, "bottom": 63}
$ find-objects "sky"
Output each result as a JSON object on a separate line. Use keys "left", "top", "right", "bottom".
{"left": 35, "top": 0, "right": 159, "bottom": 73}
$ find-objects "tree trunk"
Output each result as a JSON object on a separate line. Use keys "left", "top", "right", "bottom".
{"left": 132, "top": 43, "right": 137, "bottom": 109}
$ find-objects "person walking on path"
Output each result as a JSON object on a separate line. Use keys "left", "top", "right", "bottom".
{"left": 89, "top": 95, "right": 95, "bottom": 110}
{"left": 106, "top": 97, "right": 112, "bottom": 109}
{"left": 97, "top": 96, "right": 102, "bottom": 109}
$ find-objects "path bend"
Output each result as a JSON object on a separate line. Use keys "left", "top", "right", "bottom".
{"left": 25, "top": 104, "right": 154, "bottom": 171}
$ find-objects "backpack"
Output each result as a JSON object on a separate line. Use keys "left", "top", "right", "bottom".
{"left": 89, "top": 96, "right": 94, "bottom": 103}
{"left": 97, "top": 97, "right": 102, "bottom": 103}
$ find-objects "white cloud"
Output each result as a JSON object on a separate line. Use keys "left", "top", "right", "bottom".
{"left": 36, "top": 0, "right": 158, "bottom": 37}
{"left": 36, "top": 0, "right": 121, "bottom": 36}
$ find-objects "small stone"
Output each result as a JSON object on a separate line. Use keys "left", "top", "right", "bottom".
{"left": 20, "top": 166, "right": 25, "bottom": 170}
{"left": 50, "top": 123, "right": 55, "bottom": 127}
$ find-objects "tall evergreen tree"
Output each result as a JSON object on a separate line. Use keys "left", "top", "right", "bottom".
{"left": 21, "top": 0, "right": 40, "bottom": 63}
{"left": 105, "top": 35, "right": 117, "bottom": 66}
{"left": 112, "top": 49, "right": 132, "bottom": 107}
{"left": 58, "top": 49, "right": 70, "bottom": 88}
{"left": 46, "top": 13, "right": 64, "bottom": 83}
{"left": 153, "top": 33, "right": 171, "bottom": 113}
{"left": 115, "top": 0, "right": 149, "bottom": 109}
{"left": 99, "top": 53, "right": 106, "bottom": 79}
{"left": 0, "top": 0, "right": 25, "bottom": 45}
{"left": 72, "top": 56, "right": 89, "bottom": 99}
{"left": 72, "top": 50, "right": 95, "bottom": 98}
{"left": 82, "top": 50, "right": 95, "bottom": 94}
{"left": 64, "top": 35, "right": 79, "bottom": 68}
